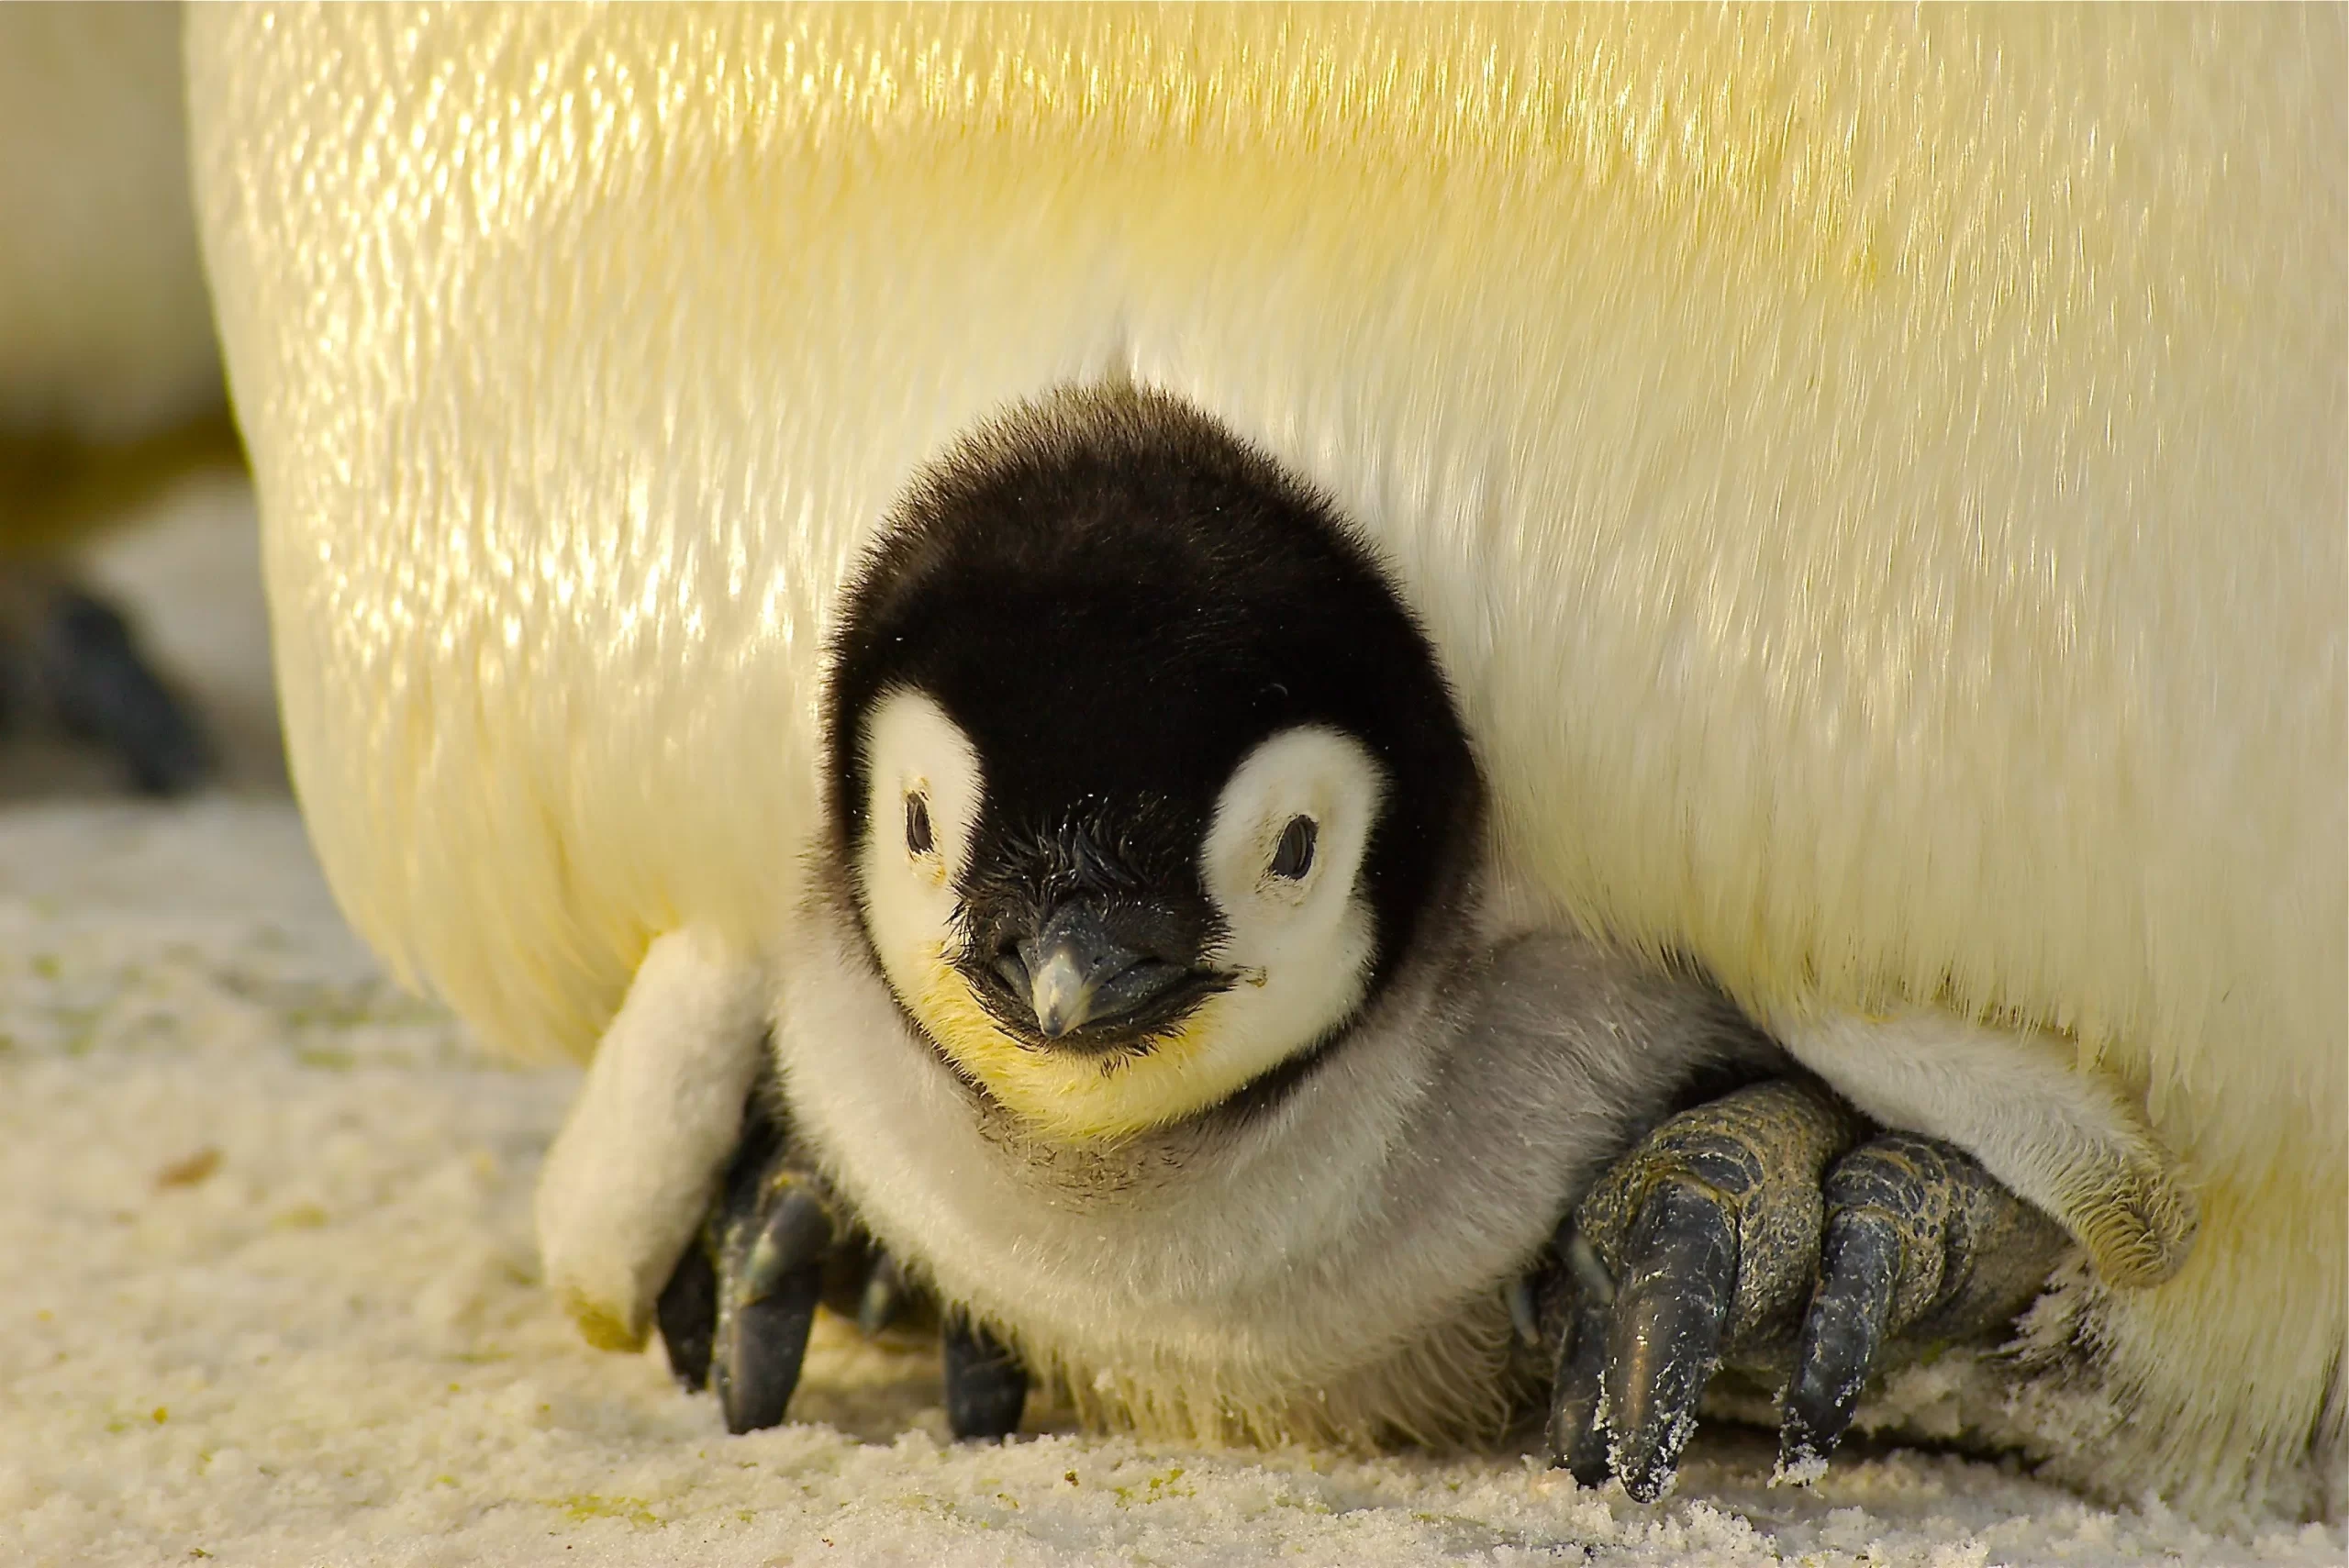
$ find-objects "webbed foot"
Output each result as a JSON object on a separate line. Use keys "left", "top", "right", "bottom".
{"left": 1540, "top": 1078, "right": 2066, "bottom": 1501}
{"left": 655, "top": 1095, "right": 1029, "bottom": 1440}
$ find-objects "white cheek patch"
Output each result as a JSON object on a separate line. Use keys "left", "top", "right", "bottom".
{"left": 856, "top": 690, "right": 985, "bottom": 1006}
{"left": 846, "top": 708, "right": 1394, "bottom": 1139}
{"left": 1198, "top": 727, "right": 1386, "bottom": 1073}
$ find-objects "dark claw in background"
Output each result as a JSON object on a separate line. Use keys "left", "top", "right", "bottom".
{"left": 857, "top": 1251, "right": 911, "bottom": 1339}
{"left": 655, "top": 1234, "right": 719, "bottom": 1391}
{"left": 941, "top": 1316, "right": 1028, "bottom": 1440}
{"left": 1542, "top": 1229, "right": 1616, "bottom": 1488}
{"left": 39, "top": 586, "right": 208, "bottom": 796}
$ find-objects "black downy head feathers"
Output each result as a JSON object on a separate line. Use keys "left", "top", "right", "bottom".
{"left": 827, "top": 384, "right": 1484, "bottom": 1055}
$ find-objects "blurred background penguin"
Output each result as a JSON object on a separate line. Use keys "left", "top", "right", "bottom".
{"left": 0, "top": 2, "right": 239, "bottom": 796}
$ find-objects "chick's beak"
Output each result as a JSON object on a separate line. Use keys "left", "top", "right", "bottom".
{"left": 1026, "top": 944, "right": 1097, "bottom": 1038}
{"left": 999, "top": 902, "right": 1190, "bottom": 1040}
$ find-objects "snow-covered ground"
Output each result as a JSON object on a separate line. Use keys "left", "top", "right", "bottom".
{"left": 2, "top": 486, "right": 2338, "bottom": 1566}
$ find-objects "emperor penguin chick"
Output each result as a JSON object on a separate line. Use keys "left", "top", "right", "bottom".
{"left": 662, "top": 386, "right": 2067, "bottom": 1494}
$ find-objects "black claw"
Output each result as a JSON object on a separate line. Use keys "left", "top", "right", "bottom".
{"left": 39, "top": 588, "right": 207, "bottom": 796}
{"left": 1607, "top": 1181, "right": 1739, "bottom": 1502}
{"left": 1541, "top": 1229, "right": 1617, "bottom": 1485}
{"left": 1776, "top": 1133, "right": 2067, "bottom": 1480}
{"left": 715, "top": 1183, "right": 833, "bottom": 1434}
{"left": 1546, "top": 1282, "right": 1616, "bottom": 1485}
{"left": 663, "top": 1080, "right": 942, "bottom": 1435}
{"left": 1508, "top": 1277, "right": 1542, "bottom": 1351}
{"left": 941, "top": 1317, "right": 1027, "bottom": 1440}
{"left": 655, "top": 1234, "right": 719, "bottom": 1392}
{"left": 857, "top": 1251, "right": 910, "bottom": 1339}
{"left": 1778, "top": 1207, "right": 1900, "bottom": 1474}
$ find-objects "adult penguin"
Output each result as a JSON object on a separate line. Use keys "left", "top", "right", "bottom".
{"left": 188, "top": 7, "right": 2342, "bottom": 1521}
{"left": 653, "top": 384, "right": 2071, "bottom": 1503}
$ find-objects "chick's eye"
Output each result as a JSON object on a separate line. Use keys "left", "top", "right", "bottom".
{"left": 1269, "top": 815, "right": 1317, "bottom": 881}
{"left": 904, "top": 791, "right": 934, "bottom": 857}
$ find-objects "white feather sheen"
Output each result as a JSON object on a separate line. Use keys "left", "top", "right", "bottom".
{"left": 186, "top": 6, "right": 2344, "bottom": 1518}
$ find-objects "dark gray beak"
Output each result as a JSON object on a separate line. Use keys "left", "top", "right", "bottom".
{"left": 1001, "top": 903, "right": 1192, "bottom": 1040}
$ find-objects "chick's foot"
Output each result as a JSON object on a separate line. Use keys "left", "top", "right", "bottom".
{"left": 1537, "top": 1078, "right": 2066, "bottom": 1501}
{"left": 655, "top": 1087, "right": 1029, "bottom": 1440}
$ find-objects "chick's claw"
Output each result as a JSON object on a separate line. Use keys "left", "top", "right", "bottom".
{"left": 941, "top": 1316, "right": 1029, "bottom": 1441}
{"left": 657, "top": 1090, "right": 1016, "bottom": 1440}
{"left": 1542, "top": 1078, "right": 2065, "bottom": 1502}
{"left": 1540, "top": 1233, "right": 1616, "bottom": 1488}
{"left": 655, "top": 1095, "right": 855, "bottom": 1432}
{"left": 715, "top": 1173, "right": 835, "bottom": 1434}
{"left": 1778, "top": 1131, "right": 2067, "bottom": 1476}
{"left": 856, "top": 1251, "right": 913, "bottom": 1339}
{"left": 1549, "top": 1079, "right": 1863, "bottom": 1500}
{"left": 654, "top": 1231, "right": 718, "bottom": 1393}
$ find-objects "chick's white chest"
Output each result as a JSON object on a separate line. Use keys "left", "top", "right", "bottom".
{"left": 768, "top": 895, "right": 1737, "bottom": 1439}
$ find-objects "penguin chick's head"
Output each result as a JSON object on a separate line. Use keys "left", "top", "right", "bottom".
{"left": 828, "top": 388, "right": 1482, "bottom": 1143}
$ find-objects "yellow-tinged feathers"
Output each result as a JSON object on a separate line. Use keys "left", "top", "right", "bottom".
{"left": 855, "top": 686, "right": 1389, "bottom": 1142}
{"left": 186, "top": 5, "right": 2343, "bottom": 1520}
{"left": 911, "top": 948, "right": 1263, "bottom": 1145}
